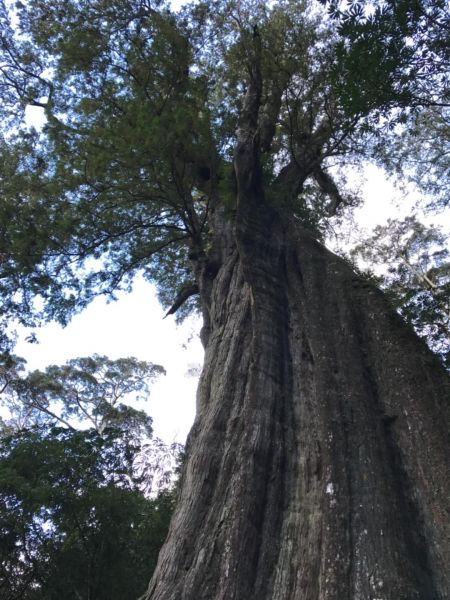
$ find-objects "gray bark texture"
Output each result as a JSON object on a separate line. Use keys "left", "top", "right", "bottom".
{"left": 142, "top": 35, "right": 449, "bottom": 599}
{"left": 142, "top": 205, "right": 450, "bottom": 600}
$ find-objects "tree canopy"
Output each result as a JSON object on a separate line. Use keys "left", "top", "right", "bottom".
{"left": 0, "top": 0, "right": 369, "bottom": 329}
{"left": 0, "top": 0, "right": 447, "bottom": 342}
{"left": 0, "top": 0, "right": 447, "bottom": 332}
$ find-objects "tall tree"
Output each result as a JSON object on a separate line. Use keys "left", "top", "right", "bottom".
{"left": 1, "top": 353, "right": 164, "bottom": 433}
{"left": 0, "top": 1, "right": 449, "bottom": 598}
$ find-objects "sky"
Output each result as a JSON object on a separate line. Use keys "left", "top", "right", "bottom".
{"left": 13, "top": 278, "right": 204, "bottom": 444}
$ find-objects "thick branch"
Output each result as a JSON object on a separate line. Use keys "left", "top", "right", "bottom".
{"left": 274, "top": 160, "right": 306, "bottom": 200}
{"left": 313, "top": 165, "right": 345, "bottom": 215}
{"left": 163, "top": 283, "right": 199, "bottom": 318}
{"left": 29, "top": 399, "right": 76, "bottom": 431}
{"left": 233, "top": 28, "right": 263, "bottom": 198}
{"left": 258, "top": 78, "right": 288, "bottom": 153}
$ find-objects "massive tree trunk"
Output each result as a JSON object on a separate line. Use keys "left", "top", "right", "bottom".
{"left": 142, "top": 200, "right": 450, "bottom": 599}
{"left": 142, "top": 34, "right": 449, "bottom": 598}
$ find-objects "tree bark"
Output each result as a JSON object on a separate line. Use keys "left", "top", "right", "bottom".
{"left": 142, "top": 200, "right": 450, "bottom": 599}
{"left": 142, "top": 34, "right": 449, "bottom": 597}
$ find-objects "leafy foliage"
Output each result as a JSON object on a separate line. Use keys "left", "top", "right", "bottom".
{"left": 320, "top": 0, "right": 450, "bottom": 207}
{"left": 0, "top": 425, "right": 178, "bottom": 600}
{"left": 321, "top": 0, "right": 450, "bottom": 114}
{"left": 0, "top": 1, "right": 448, "bottom": 363}
{"left": 1, "top": 0, "right": 214, "bottom": 324}
{"left": 371, "top": 106, "right": 450, "bottom": 209}
{"left": 0, "top": 0, "right": 369, "bottom": 328}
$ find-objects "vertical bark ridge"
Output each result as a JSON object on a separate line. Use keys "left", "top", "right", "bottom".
{"left": 143, "top": 213, "right": 449, "bottom": 600}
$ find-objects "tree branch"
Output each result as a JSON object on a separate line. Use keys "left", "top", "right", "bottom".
{"left": 313, "top": 165, "right": 345, "bottom": 215}
{"left": 163, "top": 283, "right": 199, "bottom": 318}
{"left": 233, "top": 27, "right": 263, "bottom": 198}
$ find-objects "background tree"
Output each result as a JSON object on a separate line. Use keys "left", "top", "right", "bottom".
{"left": 0, "top": 0, "right": 449, "bottom": 598}
{"left": 0, "top": 426, "right": 178, "bottom": 600}
{"left": 351, "top": 216, "right": 450, "bottom": 366}
{"left": 0, "top": 354, "right": 180, "bottom": 600}
{"left": 1, "top": 354, "right": 164, "bottom": 433}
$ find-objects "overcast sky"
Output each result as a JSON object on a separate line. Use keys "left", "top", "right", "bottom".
{"left": 14, "top": 277, "right": 204, "bottom": 444}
